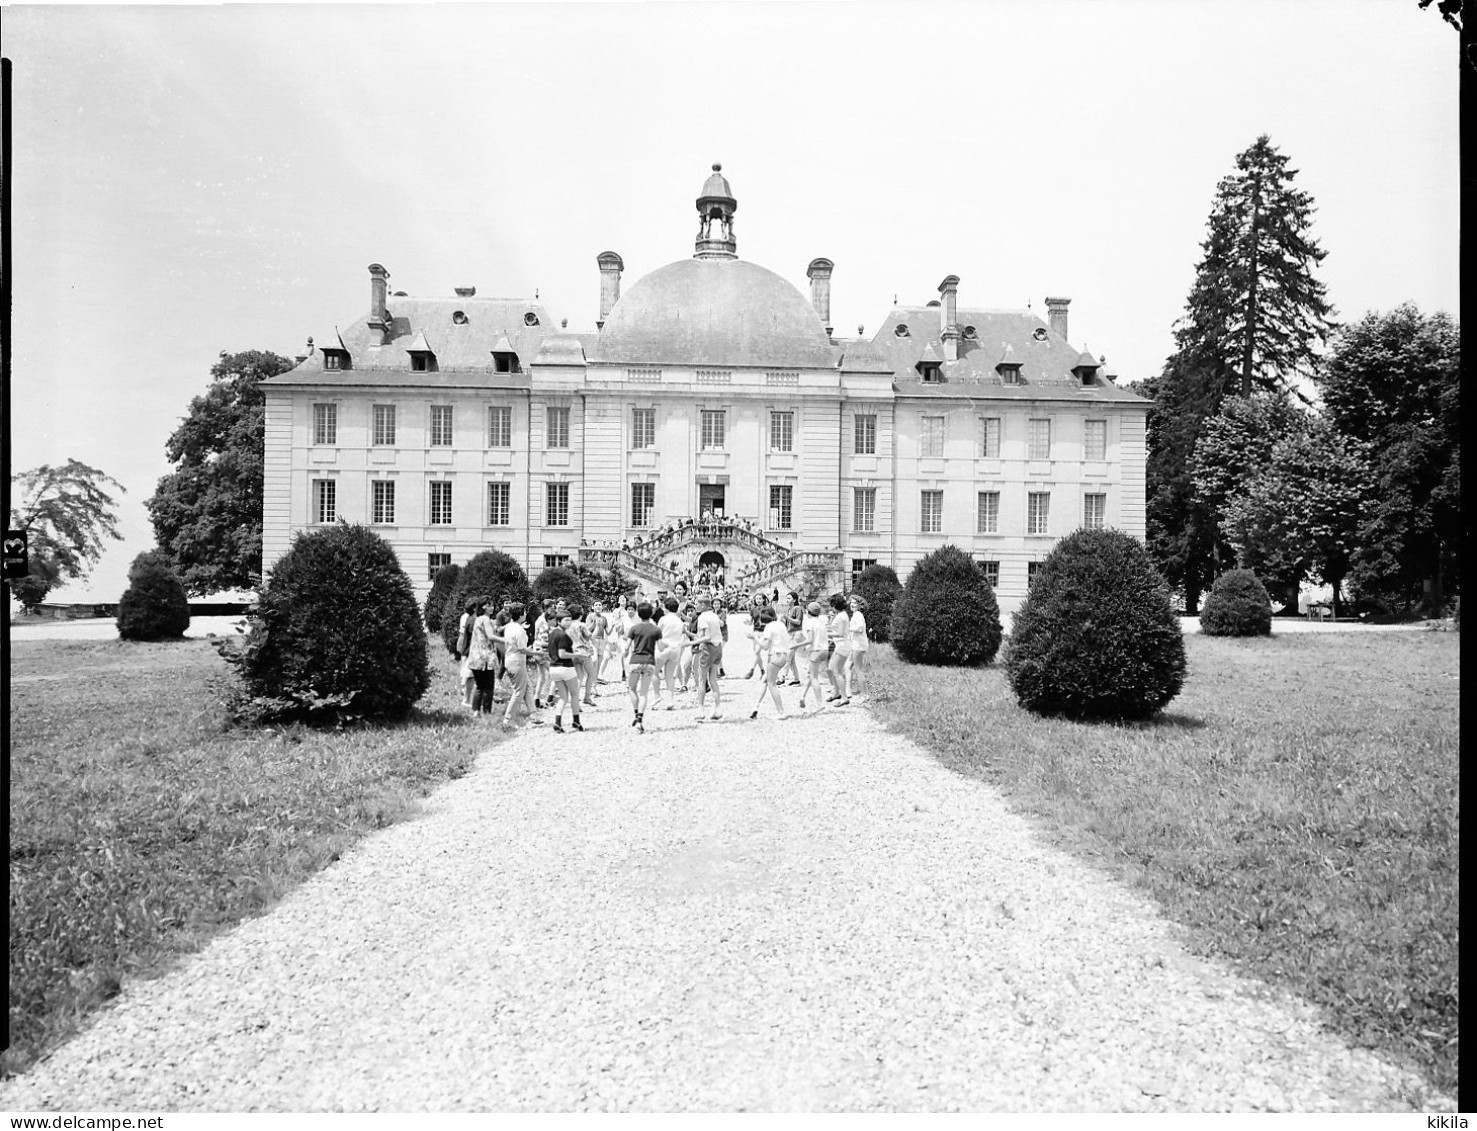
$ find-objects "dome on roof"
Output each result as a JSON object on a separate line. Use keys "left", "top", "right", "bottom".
{"left": 593, "top": 258, "right": 835, "bottom": 369}
{"left": 699, "top": 162, "right": 734, "bottom": 203}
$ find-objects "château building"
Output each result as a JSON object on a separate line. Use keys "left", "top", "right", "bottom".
{"left": 260, "top": 165, "right": 1148, "bottom": 613}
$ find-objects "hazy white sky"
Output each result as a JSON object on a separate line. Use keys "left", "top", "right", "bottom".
{"left": 3, "top": 0, "right": 1460, "bottom": 602}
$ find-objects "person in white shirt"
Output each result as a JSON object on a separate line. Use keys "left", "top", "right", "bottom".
{"left": 797, "top": 601, "right": 830, "bottom": 711}
{"left": 846, "top": 594, "right": 870, "bottom": 698}
{"left": 748, "top": 607, "right": 796, "bottom": 720}
{"left": 692, "top": 594, "right": 725, "bottom": 721}
{"left": 826, "top": 592, "right": 853, "bottom": 705}
{"left": 654, "top": 596, "right": 687, "bottom": 709}
{"left": 500, "top": 603, "right": 539, "bottom": 727}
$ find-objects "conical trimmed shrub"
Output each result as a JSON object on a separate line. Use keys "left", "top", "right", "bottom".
{"left": 1006, "top": 528, "right": 1185, "bottom": 720}
{"left": 853, "top": 564, "right": 902, "bottom": 642}
{"left": 1200, "top": 569, "right": 1273, "bottom": 636}
{"left": 234, "top": 524, "right": 429, "bottom": 724}
{"left": 533, "top": 566, "right": 589, "bottom": 609}
{"left": 440, "top": 550, "right": 533, "bottom": 654}
{"left": 117, "top": 554, "right": 191, "bottom": 641}
{"left": 891, "top": 545, "right": 1002, "bottom": 666}
{"left": 423, "top": 562, "right": 461, "bottom": 632}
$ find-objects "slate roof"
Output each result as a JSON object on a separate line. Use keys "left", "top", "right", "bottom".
{"left": 264, "top": 295, "right": 556, "bottom": 387}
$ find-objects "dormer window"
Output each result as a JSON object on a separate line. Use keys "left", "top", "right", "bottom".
{"left": 492, "top": 351, "right": 521, "bottom": 373}
{"left": 409, "top": 351, "right": 436, "bottom": 372}
{"left": 919, "top": 363, "right": 942, "bottom": 383}
{"left": 998, "top": 363, "right": 1023, "bottom": 385}
{"left": 322, "top": 350, "right": 349, "bottom": 371}
{"left": 1079, "top": 371, "right": 1097, "bottom": 387}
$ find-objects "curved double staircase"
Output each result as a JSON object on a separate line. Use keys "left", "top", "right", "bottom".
{"left": 577, "top": 519, "right": 842, "bottom": 593}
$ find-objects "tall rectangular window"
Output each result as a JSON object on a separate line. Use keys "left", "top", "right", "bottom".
{"left": 372, "top": 404, "right": 396, "bottom": 446}
{"left": 428, "top": 552, "right": 451, "bottom": 581}
{"left": 313, "top": 403, "right": 337, "bottom": 446}
{"left": 546, "top": 406, "right": 570, "bottom": 449}
{"left": 487, "top": 406, "right": 512, "bottom": 448}
{"left": 631, "top": 483, "right": 656, "bottom": 527}
{"left": 546, "top": 482, "right": 570, "bottom": 526}
{"left": 701, "top": 409, "right": 726, "bottom": 450}
{"left": 1084, "top": 493, "right": 1107, "bottom": 531}
{"left": 543, "top": 554, "right": 571, "bottom": 569}
{"left": 1028, "top": 491, "right": 1051, "bottom": 535}
{"left": 631, "top": 407, "right": 656, "bottom": 449}
{"left": 854, "top": 413, "right": 877, "bottom": 455}
{"left": 430, "top": 405, "right": 454, "bottom": 447}
{"left": 922, "top": 415, "right": 946, "bottom": 458}
{"left": 371, "top": 479, "right": 395, "bottom": 524}
{"left": 770, "top": 410, "right": 794, "bottom": 452}
{"left": 1028, "top": 561, "right": 1043, "bottom": 587}
{"left": 429, "top": 481, "right": 453, "bottom": 525}
{"left": 769, "top": 485, "right": 793, "bottom": 530}
{"left": 313, "top": 479, "right": 336, "bottom": 523}
{"left": 487, "top": 482, "right": 511, "bottom": 526}
{"left": 1085, "top": 419, "right": 1107, "bottom": 461}
{"left": 851, "top": 558, "right": 878, "bottom": 585}
{"left": 1028, "top": 418, "right": 1052, "bottom": 460}
{"left": 921, "top": 489, "right": 943, "bottom": 533}
{"left": 977, "top": 491, "right": 1000, "bottom": 534}
{"left": 854, "top": 487, "right": 876, "bottom": 532}
{"left": 979, "top": 416, "right": 1001, "bottom": 458}
{"left": 979, "top": 560, "right": 1001, "bottom": 588}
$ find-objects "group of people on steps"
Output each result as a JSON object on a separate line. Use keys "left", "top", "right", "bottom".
{"left": 454, "top": 588, "right": 870, "bottom": 733}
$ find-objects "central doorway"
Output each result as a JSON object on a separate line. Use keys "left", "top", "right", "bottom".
{"left": 698, "top": 550, "right": 726, "bottom": 569}
{"left": 698, "top": 483, "right": 726, "bottom": 516}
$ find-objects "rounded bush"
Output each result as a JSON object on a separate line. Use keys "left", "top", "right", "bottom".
{"left": 440, "top": 550, "right": 532, "bottom": 655}
{"left": 891, "top": 545, "right": 1002, "bottom": 666}
{"left": 852, "top": 564, "right": 902, "bottom": 642}
{"left": 237, "top": 524, "right": 429, "bottom": 723}
{"left": 573, "top": 563, "right": 640, "bottom": 610}
{"left": 534, "top": 566, "right": 589, "bottom": 609}
{"left": 1199, "top": 569, "right": 1273, "bottom": 636}
{"left": 423, "top": 562, "right": 460, "bottom": 632}
{"left": 117, "top": 556, "right": 191, "bottom": 641}
{"left": 1007, "top": 528, "right": 1186, "bottom": 720}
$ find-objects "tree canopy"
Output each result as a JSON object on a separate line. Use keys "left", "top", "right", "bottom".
{"left": 146, "top": 349, "right": 295, "bottom": 595}
{"left": 8, "top": 459, "right": 124, "bottom": 608}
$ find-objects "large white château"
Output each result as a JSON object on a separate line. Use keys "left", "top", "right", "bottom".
{"left": 260, "top": 165, "right": 1148, "bottom": 613}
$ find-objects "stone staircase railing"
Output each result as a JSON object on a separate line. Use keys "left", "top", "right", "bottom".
{"left": 744, "top": 550, "right": 845, "bottom": 591}
{"left": 576, "top": 547, "right": 680, "bottom": 587}
{"left": 636, "top": 519, "right": 793, "bottom": 564}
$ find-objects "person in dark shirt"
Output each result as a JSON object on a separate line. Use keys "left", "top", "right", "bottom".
{"left": 545, "top": 614, "right": 584, "bottom": 733}
{"left": 624, "top": 601, "right": 662, "bottom": 733}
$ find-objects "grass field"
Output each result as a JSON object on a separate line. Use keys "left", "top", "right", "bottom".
{"left": 863, "top": 630, "right": 1460, "bottom": 1098}
{"left": 5, "top": 633, "right": 498, "bottom": 1078}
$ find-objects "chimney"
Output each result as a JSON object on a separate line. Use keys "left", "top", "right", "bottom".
{"left": 807, "top": 258, "right": 834, "bottom": 337}
{"left": 368, "top": 263, "right": 391, "bottom": 344}
{"left": 1045, "top": 296, "right": 1071, "bottom": 341}
{"left": 938, "top": 275, "right": 960, "bottom": 362}
{"left": 596, "top": 251, "right": 624, "bottom": 329}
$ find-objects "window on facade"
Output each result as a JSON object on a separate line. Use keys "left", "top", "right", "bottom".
{"left": 631, "top": 483, "right": 656, "bottom": 528}
{"left": 546, "top": 406, "right": 570, "bottom": 449}
{"left": 979, "top": 559, "right": 1001, "bottom": 588}
{"left": 1028, "top": 561, "right": 1043, "bottom": 587}
{"left": 372, "top": 404, "right": 396, "bottom": 446}
{"left": 313, "top": 479, "right": 336, "bottom": 524}
{"left": 1084, "top": 493, "right": 1107, "bottom": 531}
{"left": 371, "top": 480, "right": 395, "bottom": 524}
{"left": 1000, "top": 364, "right": 1022, "bottom": 385}
{"left": 313, "top": 403, "right": 337, "bottom": 446}
{"left": 700, "top": 409, "right": 726, "bottom": 450}
{"left": 979, "top": 416, "right": 1001, "bottom": 459}
{"left": 411, "top": 354, "right": 429, "bottom": 372}
{"left": 977, "top": 491, "right": 1000, "bottom": 534}
{"left": 854, "top": 413, "right": 877, "bottom": 455}
{"left": 851, "top": 558, "right": 878, "bottom": 585}
{"left": 430, "top": 405, "right": 454, "bottom": 447}
{"left": 769, "top": 485, "right": 793, "bottom": 530}
{"left": 921, "top": 489, "right": 943, "bottom": 533}
{"left": 487, "top": 482, "right": 511, "bottom": 526}
{"left": 429, "top": 481, "right": 453, "bottom": 525}
{"left": 632, "top": 407, "right": 656, "bottom": 449}
{"left": 854, "top": 487, "right": 876, "bottom": 532}
{"left": 546, "top": 482, "right": 570, "bottom": 527}
{"left": 919, "top": 363, "right": 942, "bottom": 383}
{"left": 543, "top": 554, "right": 571, "bottom": 569}
{"left": 1085, "top": 419, "right": 1107, "bottom": 461}
{"left": 428, "top": 552, "right": 451, "bottom": 581}
{"left": 323, "top": 352, "right": 344, "bottom": 371}
{"left": 770, "top": 410, "right": 794, "bottom": 452}
{"left": 1028, "top": 417, "right": 1052, "bottom": 460}
{"left": 487, "top": 406, "right": 512, "bottom": 448}
{"left": 1028, "top": 491, "right": 1051, "bottom": 535}
{"left": 922, "top": 415, "right": 946, "bottom": 458}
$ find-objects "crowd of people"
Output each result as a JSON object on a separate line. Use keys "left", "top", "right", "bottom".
{"left": 578, "top": 513, "right": 809, "bottom": 591}
{"left": 452, "top": 588, "right": 871, "bottom": 733}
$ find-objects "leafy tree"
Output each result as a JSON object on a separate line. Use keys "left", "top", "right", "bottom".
{"left": 1315, "top": 305, "right": 1460, "bottom": 615}
{"left": 1221, "top": 421, "right": 1375, "bottom": 617}
{"left": 8, "top": 460, "right": 124, "bottom": 600}
{"left": 1174, "top": 134, "right": 1335, "bottom": 401}
{"left": 146, "top": 350, "right": 295, "bottom": 595}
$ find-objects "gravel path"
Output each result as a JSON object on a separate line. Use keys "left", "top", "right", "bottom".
{"left": 1, "top": 694, "right": 1444, "bottom": 1112}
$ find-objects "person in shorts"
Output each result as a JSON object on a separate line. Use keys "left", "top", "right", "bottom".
{"left": 624, "top": 601, "right": 662, "bottom": 733}
{"left": 545, "top": 612, "right": 584, "bottom": 734}
{"left": 692, "top": 594, "right": 725, "bottom": 721}
{"left": 847, "top": 594, "right": 870, "bottom": 698}
{"left": 797, "top": 601, "right": 830, "bottom": 711}
{"left": 655, "top": 596, "right": 687, "bottom": 709}
{"left": 826, "top": 592, "right": 853, "bottom": 705}
{"left": 500, "top": 602, "right": 540, "bottom": 727}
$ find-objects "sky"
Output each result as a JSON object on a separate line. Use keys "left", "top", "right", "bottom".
{"left": 2, "top": 0, "right": 1461, "bottom": 604}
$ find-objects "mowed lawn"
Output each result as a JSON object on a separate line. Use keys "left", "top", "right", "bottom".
{"left": 864, "top": 630, "right": 1459, "bottom": 1098}
{"left": 6, "top": 633, "right": 496, "bottom": 1078}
